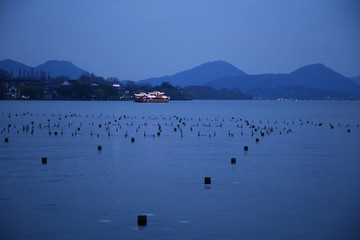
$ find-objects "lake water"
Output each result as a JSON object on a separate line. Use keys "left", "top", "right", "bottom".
{"left": 0, "top": 100, "right": 360, "bottom": 240}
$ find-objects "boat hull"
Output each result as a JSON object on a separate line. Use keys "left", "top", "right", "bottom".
{"left": 134, "top": 91, "right": 170, "bottom": 103}
{"left": 134, "top": 98, "right": 169, "bottom": 103}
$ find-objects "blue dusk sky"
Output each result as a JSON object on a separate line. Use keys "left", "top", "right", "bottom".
{"left": 0, "top": 0, "right": 359, "bottom": 80}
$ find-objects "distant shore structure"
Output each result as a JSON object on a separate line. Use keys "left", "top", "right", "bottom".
{"left": 134, "top": 91, "right": 170, "bottom": 103}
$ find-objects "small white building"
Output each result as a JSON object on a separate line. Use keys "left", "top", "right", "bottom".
{"left": 61, "top": 80, "right": 71, "bottom": 86}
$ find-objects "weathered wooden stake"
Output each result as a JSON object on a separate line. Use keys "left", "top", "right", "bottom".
{"left": 204, "top": 177, "right": 211, "bottom": 184}
{"left": 137, "top": 215, "right": 147, "bottom": 226}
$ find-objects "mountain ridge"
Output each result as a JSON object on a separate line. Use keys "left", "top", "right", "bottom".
{"left": 0, "top": 59, "right": 89, "bottom": 79}
{"left": 35, "top": 60, "right": 89, "bottom": 79}
{"left": 351, "top": 76, "right": 360, "bottom": 85}
{"left": 204, "top": 63, "right": 360, "bottom": 99}
{"left": 138, "top": 60, "right": 246, "bottom": 87}
{"left": 1, "top": 58, "right": 360, "bottom": 99}
{"left": 0, "top": 59, "right": 33, "bottom": 76}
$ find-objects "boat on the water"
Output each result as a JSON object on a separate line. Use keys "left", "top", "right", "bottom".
{"left": 134, "top": 91, "right": 170, "bottom": 103}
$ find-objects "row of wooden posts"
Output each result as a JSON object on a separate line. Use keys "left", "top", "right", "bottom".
{"left": 34, "top": 141, "right": 248, "bottom": 227}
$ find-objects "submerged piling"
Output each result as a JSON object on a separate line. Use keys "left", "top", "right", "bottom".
{"left": 42, "top": 157, "right": 47, "bottom": 164}
{"left": 204, "top": 177, "right": 211, "bottom": 184}
{"left": 137, "top": 215, "right": 147, "bottom": 226}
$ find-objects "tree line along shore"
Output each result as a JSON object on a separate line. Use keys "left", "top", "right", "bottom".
{"left": 0, "top": 69, "right": 251, "bottom": 101}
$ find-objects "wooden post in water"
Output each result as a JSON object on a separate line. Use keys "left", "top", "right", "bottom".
{"left": 204, "top": 177, "right": 211, "bottom": 184}
{"left": 137, "top": 215, "right": 147, "bottom": 226}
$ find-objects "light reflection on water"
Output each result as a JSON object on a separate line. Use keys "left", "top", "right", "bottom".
{"left": 0, "top": 100, "right": 360, "bottom": 240}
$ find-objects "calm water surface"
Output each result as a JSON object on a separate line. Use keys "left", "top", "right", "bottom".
{"left": 0, "top": 100, "right": 360, "bottom": 240}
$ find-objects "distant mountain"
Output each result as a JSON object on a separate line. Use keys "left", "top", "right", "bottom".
{"left": 351, "top": 76, "right": 360, "bottom": 85}
{"left": 138, "top": 60, "right": 246, "bottom": 87}
{"left": 288, "top": 64, "right": 360, "bottom": 92}
{"left": 0, "top": 59, "right": 33, "bottom": 77}
{"left": 204, "top": 63, "right": 360, "bottom": 99}
{"left": 0, "top": 59, "right": 89, "bottom": 79}
{"left": 2, "top": 58, "right": 360, "bottom": 99}
{"left": 35, "top": 60, "right": 88, "bottom": 79}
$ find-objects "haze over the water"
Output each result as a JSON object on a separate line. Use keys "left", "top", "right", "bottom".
{"left": 0, "top": 0, "right": 359, "bottom": 80}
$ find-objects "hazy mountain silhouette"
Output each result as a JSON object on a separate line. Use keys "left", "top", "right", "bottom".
{"left": 351, "top": 76, "right": 360, "bottom": 85}
{"left": 204, "top": 63, "right": 360, "bottom": 99}
{"left": 0, "top": 59, "right": 33, "bottom": 77}
{"left": 2, "top": 58, "right": 360, "bottom": 99}
{"left": 288, "top": 64, "right": 360, "bottom": 92}
{"left": 0, "top": 59, "right": 89, "bottom": 79}
{"left": 35, "top": 60, "right": 88, "bottom": 79}
{"left": 139, "top": 60, "right": 246, "bottom": 87}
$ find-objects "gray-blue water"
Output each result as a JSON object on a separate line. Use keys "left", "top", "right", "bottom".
{"left": 1, "top": 100, "right": 360, "bottom": 240}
